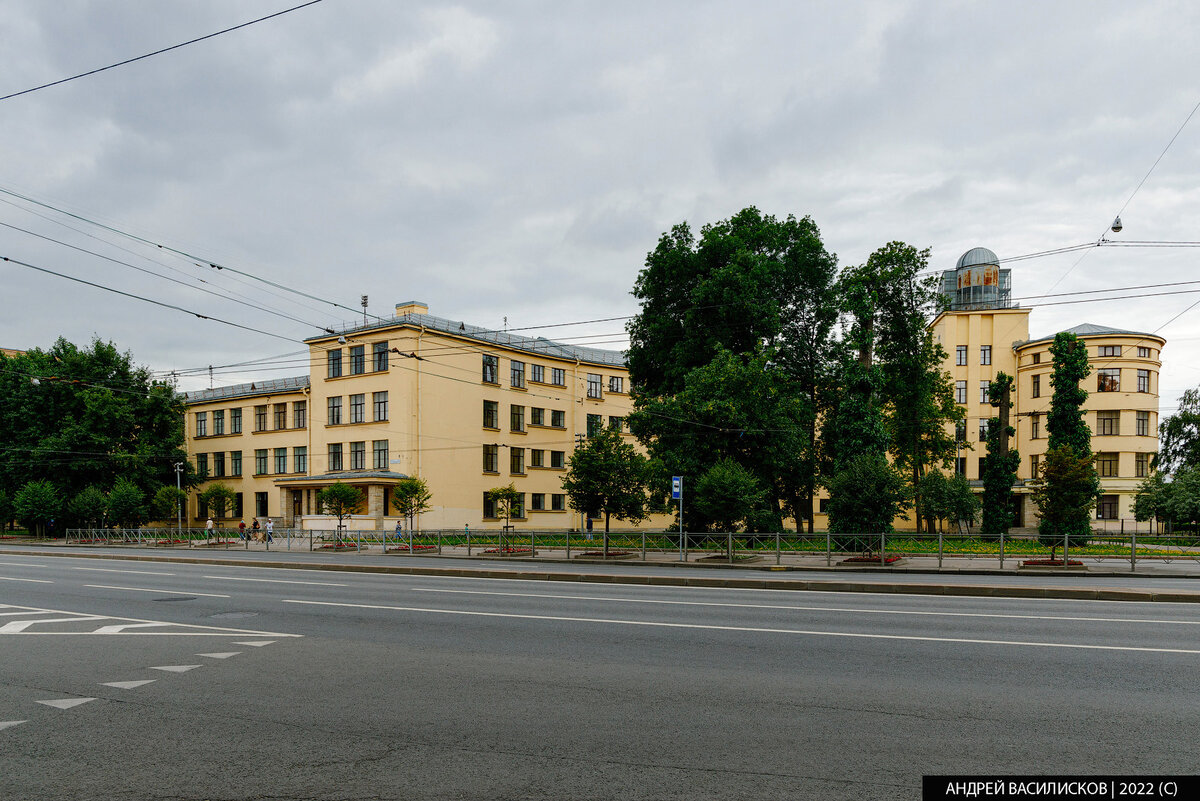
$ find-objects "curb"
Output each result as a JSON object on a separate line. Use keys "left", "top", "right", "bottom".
{"left": 3, "top": 547, "right": 1199, "bottom": 603}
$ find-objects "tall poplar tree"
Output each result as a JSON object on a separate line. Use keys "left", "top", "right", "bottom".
{"left": 980, "top": 372, "right": 1019, "bottom": 538}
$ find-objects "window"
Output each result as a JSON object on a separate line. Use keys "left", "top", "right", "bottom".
{"left": 550, "top": 450, "right": 565, "bottom": 468}
{"left": 293, "top": 401, "right": 306, "bottom": 429}
{"left": 1099, "top": 345, "right": 1120, "bottom": 357}
{"left": 373, "top": 440, "right": 388, "bottom": 470}
{"left": 373, "top": 391, "right": 388, "bottom": 422}
{"left": 1137, "top": 369, "right": 1150, "bottom": 393}
{"left": 328, "top": 443, "right": 343, "bottom": 471}
{"left": 531, "top": 364, "right": 544, "bottom": 383}
{"left": 230, "top": 408, "right": 242, "bottom": 434}
{"left": 980, "top": 381, "right": 989, "bottom": 404}
{"left": 328, "top": 349, "right": 342, "bottom": 378}
{"left": 955, "top": 457, "right": 967, "bottom": 476}
{"left": 609, "top": 415, "right": 624, "bottom": 432}
{"left": 511, "top": 360, "right": 525, "bottom": 388}
{"left": 978, "top": 420, "right": 989, "bottom": 441}
{"left": 255, "top": 449, "right": 268, "bottom": 475}
{"left": 328, "top": 396, "right": 342, "bottom": 425}
{"left": 213, "top": 452, "right": 225, "bottom": 478}
{"left": 213, "top": 410, "right": 225, "bottom": 436}
{"left": 195, "top": 412, "right": 208, "bottom": 437}
{"left": 955, "top": 381, "right": 967, "bottom": 404}
{"left": 980, "top": 345, "right": 991, "bottom": 365}
{"left": 350, "top": 441, "right": 366, "bottom": 470}
{"left": 1031, "top": 374, "right": 1040, "bottom": 398}
{"left": 510, "top": 447, "right": 525, "bottom": 474}
{"left": 349, "top": 345, "right": 365, "bottom": 375}
{"left": 483, "top": 444, "right": 499, "bottom": 473}
{"left": 551, "top": 409, "right": 565, "bottom": 428}
{"left": 955, "top": 421, "right": 966, "bottom": 442}
{"left": 1031, "top": 414, "right": 1040, "bottom": 439}
{"left": 511, "top": 493, "right": 525, "bottom": 519}
{"left": 531, "top": 449, "right": 544, "bottom": 468}
{"left": 978, "top": 458, "right": 986, "bottom": 478}
{"left": 233, "top": 493, "right": 243, "bottom": 519}
{"left": 483, "top": 493, "right": 497, "bottom": 519}
{"left": 587, "top": 413, "right": 603, "bottom": 437}
{"left": 551, "top": 368, "right": 566, "bottom": 386}
{"left": 511, "top": 405, "right": 525, "bottom": 432}
{"left": 349, "top": 394, "right": 365, "bottom": 424}
{"left": 483, "top": 400, "right": 499, "bottom": 429}
{"left": 231, "top": 451, "right": 242, "bottom": 477}
{"left": 1097, "top": 368, "right": 1120, "bottom": 392}
{"left": 274, "top": 448, "right": 287, "bottom": 474}
{"left": 294, "top": 446, "right": 307, "bottom": 474}
{"left": 609, "top": 376, "right": 624, "bottom": 393}
{"left": 819, "top": 498, "right": 830, "bottom": 513}
{"left": 531, "top": 493, "right": 545, "bottom": 511}
{"left": 530, "top": 407, "right": 544, "bottom": 426}
{"left": 255, "top": 492, "right": 268, "bottom": 518}
{"left": 956, "top": 345, "right": 967, "bottom": 366}
{"left": 1138, "top": 346, "right": 1151, "bottom": 358}
{"left": 1096, "top": 495, "right": 1119, "bottom": 520}
{"left": 1032, "top": 352, "right": 1041, "bottom": 365}
{"left": 373, "top": 341, "right": 389, "bottom": 372}
{"left": 1030, "top": 454, "right": 1040, "bottom": 478}
{"left": 1136, "top": 410, "right": 1150, "bottom": 437}
{"left": 482, "top": 354, "right": 498, "bottom": 383}
{"left": 1097, "top": 452, "right": 1119, "bottom": 477}
{"left": 1136, "top": 453, "right": 1149, "bottom": 478}
{"left": 587, "top": 373, "right": 603, "bottom": 399}
{"left": 551, "top": 493, "right": 565, "bottom": 511}
{"left": 196, "top": 453, "right": 208, "bottom": 477}
{"left": 254, "top": 405, "right": 267, "bottom": 432}
{"left": 274, "top": 403, "right": 287, "bottom": 430}
{"left": 1096, "top": 410, "right": 1120, "bottom": 436}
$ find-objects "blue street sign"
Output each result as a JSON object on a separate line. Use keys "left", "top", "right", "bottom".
{"left": 671, "top": 476, "right": 682, "bottom": 500}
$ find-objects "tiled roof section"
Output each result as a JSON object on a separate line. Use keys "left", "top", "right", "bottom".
{"left": 306, "top": 311, "right": 626, "bottom": 367}
{"left": 184, "top": 375, "right": 309, "bottom": 403}
{"left": 1019, "top": 323, "right": 1164, "bottom": 347}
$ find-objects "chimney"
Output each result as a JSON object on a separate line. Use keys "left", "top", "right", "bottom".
{"left": 394, "top": 301, "right": 429, "bottom": 317}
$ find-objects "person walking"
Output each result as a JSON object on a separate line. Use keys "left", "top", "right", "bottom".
{"left": 251, "top": 518, "right": 261, "bottom": 542}
{"left": 265, "top": 518, "right": 274, "bottom": 543}
{"left": 205, "top": 517, "right": 214, "bottom": 543}
{"left": 238, "top": 520, "right": 247, "bottom": 540}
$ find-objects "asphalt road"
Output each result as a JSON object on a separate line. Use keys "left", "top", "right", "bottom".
{"left": 2, "top": 552, "right": 1198, "bottom": 800}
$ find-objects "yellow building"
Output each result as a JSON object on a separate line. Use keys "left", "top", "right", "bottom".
{"left": 184, "top": 302, "right": 639, "bottom": 531}
{"left": 929, "top": 247, "right": 1164, "bottom": 526}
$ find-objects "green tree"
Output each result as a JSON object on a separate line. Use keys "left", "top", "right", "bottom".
{"left": 107, "top": 477, "right": 146, "bottom": 528}
{"left": 150, "top": 485, "right": 188, "bottom": 523}
{"left": 391, "top": 476, "right": 433, "bottom": 534}
{"left": 1032, "top": 446, "right": 1100, "bottom": 557}
{"left": 14, "top": 479, "right": 62, "bottom": 537}
{"left": 316, "top": 482, "right": 363, "bottom": 544}
{"left": 1155, "top": 387, "right": 1200, "bottom": 473}
{"left": 916, "top": 470, "right": 949, "bottom": 532}
{"left": 486, "top": 483, "right": 523, "bottom": 549}
{"left": 1165, "top": 467, "right": 1200, "bottom": 529}
{"left": 980, "top": 373, "right": 1020, "bottom": 539}
{"left": 560, "top": 427, "right": 650, "bottom": 539}
{"left": 197, "top": 483, "right": 237, "bottom": 530}
{"left": 826, "top": 454, "right": 910, "bottom": 547}
{"left": 68, "top": 485, "right": 108, "bottom": 528}
{"left": 692, "top": 457, "right": 770, "bottom": 536}
{"left": 0, "top": 488, "right": 12, "bottom": 532}
{"left": 944, "top": 473, "right": 981, "bottom": 533}
{"left": 1133, "top": 471, "right": 1172, "bottom": 526}
{"left": 1040, "top": 333, "right": 1099, "bottom": 546}
{"left": 0, "top": 340, "right": 195, "bottom": 508}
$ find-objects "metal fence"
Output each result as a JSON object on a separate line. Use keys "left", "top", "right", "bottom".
{"left": 60, "top": 527, "right": 1200, "bottom": 571}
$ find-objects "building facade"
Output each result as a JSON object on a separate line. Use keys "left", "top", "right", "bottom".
{"left": 184, "top": 302, "right": 641, "bottom": 531}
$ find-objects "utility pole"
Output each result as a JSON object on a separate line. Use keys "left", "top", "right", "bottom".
{"left": 174, "top": 462, "right": 184, "bottom": 541}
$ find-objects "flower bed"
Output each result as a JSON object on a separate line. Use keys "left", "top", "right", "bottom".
{"left": 575, "top": 550, "right": 635, "bottom": 559}
{"left": 153, "top": 539, "right": 188, "bottom": 545}
{"left": 481, "top": 547, "right": 534, "bottom": 555}
{"left": 840, "top": 554, "right": 904, "bottom": 564}
{"left": 389, "top": 544, "right": 437, "bottom": 553}
{"left": 317, "top": 543, "right": 368, "bottom": 550}
{"left": 1021, "top": 558, "right": 1084, "bottom": 567}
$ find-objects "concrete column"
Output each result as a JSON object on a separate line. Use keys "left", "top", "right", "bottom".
{"left": 367, "top": 484, "right": 385, "bottom": 529}
{"left": 279, "top": 488, "right": 294, "bottom": 527}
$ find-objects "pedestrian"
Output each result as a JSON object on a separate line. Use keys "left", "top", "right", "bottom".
{"left": 395, "top": 520, "right": 402, "bottom": 542}
{"left": 238, "top": 520, "right": 247, "bottom": 540}
{"left": 205, "top": 517, "right": 214, "bottom": 542}
{"left": 265, "top": 519, "right": 274, "bottom": 543}
{"left": 586, "top": 517, "right": 593, "bottom": 541}
{"left": 252, "top": 518, "right": 261, "bottom": 542}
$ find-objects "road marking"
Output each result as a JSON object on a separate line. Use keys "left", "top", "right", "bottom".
{"left": 91, "top": 623, "right": 173, "bottom": 634}
{"left": 150, "top": 665, "right": 202, "bottom": 673}
{"left": 37, "top": 698, "right": 95, "bottom": 710}
{"left": 0, "top": 603, "right": 301, "bottom": 637}
{"left": 0, "top": 721, "right": 27, "bottom": 731}
{"left": 197, "top": 652, "right": 241, "bottom": 659}
{"left": 233, "top": 640, "right": 275, "bottom": 647}
{"left": 0, "top": 561, "right": 50, "bottom": 567}
{"left": 102, "top": 680, "right": 156, "bottom": 689}
{"left": 411, "top": 588, "right": 1200, "bottom": 626}
{"left": 0, "top": 610, "right": 50, "bottom": 616}
{"left": 84, "top": 585, "right": 231, "bottom": 598}
{"left": 283, "top": 599, "right": 1200, "bottom": 656}
{"left": 0, "top": 576, "right": 52, "bottom": 583}
{"left": 202, "top": 575, "right": 347, "bottom": 586}
{"left": 73, "top": 567, "right": 174, "bottom": 576}
{"left": 0, "top": 616, "right": 103, "bottom": 633}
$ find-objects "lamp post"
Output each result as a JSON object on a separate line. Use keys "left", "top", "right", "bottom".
{"left": 174, "top": 462, "right": 184, "bottom": 544}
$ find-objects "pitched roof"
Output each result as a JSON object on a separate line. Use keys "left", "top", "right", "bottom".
{"left": 184, "top": 375, "right": 309, "bottom": 403}
{"left": 1019, "top": 323, "right": 1164, "bottom": 347}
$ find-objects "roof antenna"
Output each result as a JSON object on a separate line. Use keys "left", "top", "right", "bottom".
{"left": 361, "top": 294, "right": 369, "bottom": 326}
{"left": 208, "top": 365, "right": 213, "bottom": 389}
{"left": 503, "top": 315, "right": 508, "bottom": 332}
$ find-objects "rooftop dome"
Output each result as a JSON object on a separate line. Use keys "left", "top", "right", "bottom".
{"left": 956, "top": 247, "right": 1000, "bottom": 270}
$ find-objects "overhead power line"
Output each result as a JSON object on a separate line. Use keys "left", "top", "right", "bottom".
{"left": 0, "top": 0, "right": 327, "bottom": 103}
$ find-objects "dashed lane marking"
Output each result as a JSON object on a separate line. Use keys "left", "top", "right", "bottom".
{"left": 1, "top": 721, "right": 28, "bottom": 731}
{"left": 233, "top": 640, "right": 275, "bottom": 647}
{"left": 150, "top": 665, "right": 202, "bottom": 673}
{"left": 36, "top": 698, "right": 96, "bottom": 710}
{"left": 101, "top": 680, "right": 156, "bottom": 689}
{"left": 73, "top": 567, "right": 174, "bottom": 576}
{"left": 0, "top": 615, "right": 105, "bottom": 633}
{"left": 202, "top": 575, "right": 347, "bottom": 586}
{"left": 0, "top": 576, "right": 52, "bottom": 583}
{"left": 84, "top": 584, "right": 230, "bottom": 598}
{"left": 196, "top": 652, "right": 241, "bottom": 659}
{"left": 0, "top": 604, "right": 301, "bottom": 638}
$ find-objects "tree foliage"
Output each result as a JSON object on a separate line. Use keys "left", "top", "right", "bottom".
{"left": 107, "top": 477, "right": 145, "bottom": 528}
{"left": 692, "top": 457, "right": 770, "bottom": 534}
{"left": 560, "top": 428, "right": 649, "bottom": 535}
{"left": 392, "top": 477, "right": 433, "bottom": 533}
{"left": 1039, "top": 333, "right": 1099, "bottom": 544}
{"left": 198, "top": 483, "right": 237, "bottom": 523}
{"left": 1133, "top": 472, "right": 1171, "bottom": 524}
{"left": 14, "top": 479, "right": 61, "bottom": 537}
{"left": 826, "top": 454, "right": 910, "bottom": 536}
{"left": 317, "top": 482, "right": 363, "bottom": 543}
{"left": 1155, "top": 387, "right": 1200, "bottom": 474}
{"left": 68, "top": 485, "right": 108, "bottom": 528}
{"left": 980, "top": 373, "right": 1019, "bottom": 539}
{"left": 486, "top": 484, "right": 522, "bottom": 529}
{"left": 150, "top": 485, "right": 187, "bottom": 523}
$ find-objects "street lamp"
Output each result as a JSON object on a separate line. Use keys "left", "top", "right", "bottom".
{"left": 174, "top": 462, "right": 184, "bottom": 543}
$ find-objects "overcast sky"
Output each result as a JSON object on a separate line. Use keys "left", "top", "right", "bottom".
{"left": 2, "top": 0, "right": 1200, "bottom": 413}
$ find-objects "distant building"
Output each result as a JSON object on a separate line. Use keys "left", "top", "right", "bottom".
{"left": 0, "top": 348, "right": 26, "bottom": 358}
